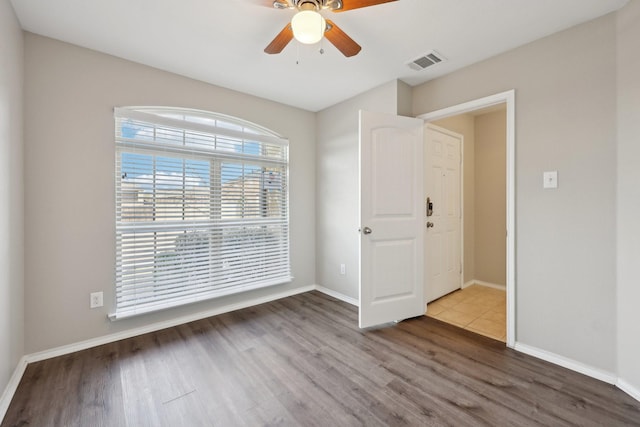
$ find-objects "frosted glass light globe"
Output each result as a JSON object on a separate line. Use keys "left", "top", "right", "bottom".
{"left": 291, "top": 10, "right": 326, "bottom": 44}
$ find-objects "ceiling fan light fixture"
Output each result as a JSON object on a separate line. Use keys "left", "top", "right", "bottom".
{"left": 291, "top": 10, "right": 326, "bottom": 44}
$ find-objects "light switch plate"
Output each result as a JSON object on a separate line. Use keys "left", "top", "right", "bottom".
{"left": 543, "top": 171, "right": 558, "bottom": 189}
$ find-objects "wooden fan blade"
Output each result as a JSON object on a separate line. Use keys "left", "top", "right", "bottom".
{"left": 333, "top": 0, "right": 398, "bottom": 12}
{"left": 264, "top": 24, "right": 294, "bottom": 54}
{"left": 325, "top": 20, "right": 361, "bottom": 57}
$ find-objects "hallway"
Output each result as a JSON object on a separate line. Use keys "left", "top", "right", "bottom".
{"left": 426, "top": 284, "right": 506, "bottom": 342}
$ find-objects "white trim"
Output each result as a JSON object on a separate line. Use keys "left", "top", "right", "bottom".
{"left": 3, "top": 286, "right": 638, "bottom": 419}
{"left": 462, "top": 280, "right": 475, "bottom": 289}
{"left": 0, "top": 356, "right": 28, "bottom": 423}
{"left": 505, "top": 91, "right": 516, "bottom": 348}
{"left": 514, "top": 342, "right": 617, "bottom": 385}
{"left": 469, "top": 280, "right": 506, "bottom": 291}
{"left": 25, "top": 285, "right": 358, "bottom": 365}
{"left": 2, "top": 285, "right": 316, "bottom": 421}
{"left": 25, "top": 285, "right": 314, "bottom": 364}
{"left": 418, "top": 89, "right": 516, "bottom": 349}
{"left": 114, "top": 107, "right": 287, "bottom": 145}
{"left": 617, "top": 379, "right": 640, "bottom": 402}
{"left": 417, "top": 91, "right": 512, "bottom": 121}
{"left": 25, "top": 285, "right": 360, "bottom": 364}
{"left": 109, "top": 277, "right": 294, "bottom": 321}
{"left": 315, "top": 285, "right": 359, "bottom": 307}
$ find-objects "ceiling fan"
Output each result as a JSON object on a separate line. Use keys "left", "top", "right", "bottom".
{"left": 264, "top": 0, "right": 398, "bottom": 57}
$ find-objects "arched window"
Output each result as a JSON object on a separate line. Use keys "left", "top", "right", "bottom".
{"left": 112, "top": 107, "right": 290, "bottom": 319}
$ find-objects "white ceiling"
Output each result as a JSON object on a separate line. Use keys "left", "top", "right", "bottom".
{"left": 10, "top": 0, "right": 628, "bottom": 112}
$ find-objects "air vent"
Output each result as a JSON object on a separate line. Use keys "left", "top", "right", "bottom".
{"left": 407, "top": 51, "right": 446, "bottom": 71}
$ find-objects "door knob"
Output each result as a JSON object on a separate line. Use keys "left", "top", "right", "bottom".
{"left": 426, "top": 222, "right": 434, "bottom": 228}
{"left": 362, "top": 226, "right": 373, "bottom": 235}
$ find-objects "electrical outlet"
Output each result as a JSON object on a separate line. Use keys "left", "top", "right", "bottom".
{"left": 90, "top": 291, "right": 103, "bottom": 308}
{"left": 340, "top": 264, "right": 346, "bottom": 276}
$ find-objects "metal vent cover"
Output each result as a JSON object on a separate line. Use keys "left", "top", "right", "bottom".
{"left": 407, "top": 51, "right": 446, "bottom": 71}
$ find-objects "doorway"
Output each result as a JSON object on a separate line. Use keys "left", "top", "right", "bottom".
{"left": 418, "top": 90, "right": 515, "bottom": 348}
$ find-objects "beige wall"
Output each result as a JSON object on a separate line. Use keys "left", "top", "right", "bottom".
{"left": 616, "top": 0, "right": 640, "bottom": 393}
{"left": 397, "top": 80, "right": 413, "bottom": 117}
{"left": 316, "top": 80, "right": 402, "bottom": 300}
{"left": 23, "top": 34, "right": 317, "bottom": 353}
{"left": 413, "top": 13, "right": 617, "bottom": 372}
{"left": 474, "top": 110, "right": 506, "bottom": 286}
{"left": 7, "top": 0, "right": 640, "bottom": 399}
{"left": 0, "top": 0, "right": 24, "bottom": 396}
{"left": 431, "top": 114, "right": 476, "bottom": 284}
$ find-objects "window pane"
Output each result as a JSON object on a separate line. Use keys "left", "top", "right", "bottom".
{"left": 120, "top": 153, "right": 211, "bottom": 223}
{"left": 220, "top": 162, "right": 286, "bottom": 220}
{"left": 120, "top": 153, "right": 153, "bottom": 222}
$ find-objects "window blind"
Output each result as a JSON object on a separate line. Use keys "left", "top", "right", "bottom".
{"left": 112, "top": 107, "right": 291, "bottom": 319}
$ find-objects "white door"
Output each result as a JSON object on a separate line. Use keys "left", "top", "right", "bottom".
{"left": 425, "top": 124, "right": 462, "bottom": 303}
{"left": 359, "top": 111, "right": 424, "bottom": 328}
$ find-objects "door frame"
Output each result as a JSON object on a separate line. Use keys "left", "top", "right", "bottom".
{"left": 417, "top": 90, "right": 516, "bottom": 348}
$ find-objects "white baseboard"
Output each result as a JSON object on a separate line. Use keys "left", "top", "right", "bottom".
{"left": 1, "top": 284, "right": 314, "bottom": 422}
{"left": 617, "top": 378, "right": 640, "bottom": 402}
{"left": 514, "top": 342, "right": 617, "bottom": 385}
{"left": 26, "top": 284, "right": 315, "bottom": 364}
{"left": 314, "top": 285, "right": 359, "bottom": 307}
{"left": 4, "top": 286, "right": 638, "bottom": 421}
{"left": 0, "top": 356, "right": 28, "bottom": 423}
{"left": 466, "top": 280, "right": 506, "bottom": 291}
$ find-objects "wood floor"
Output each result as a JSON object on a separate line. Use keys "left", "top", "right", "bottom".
{"left": 3, "top": 291, "right": 640, "bottom": 427}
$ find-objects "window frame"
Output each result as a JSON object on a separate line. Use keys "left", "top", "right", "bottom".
{"left": 111, "top": 107, "right": 291, "bottom": 319}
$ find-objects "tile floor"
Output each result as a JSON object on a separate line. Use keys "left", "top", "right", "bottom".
{"left": 426, "top": 284, "right": 506, "bottom": 342}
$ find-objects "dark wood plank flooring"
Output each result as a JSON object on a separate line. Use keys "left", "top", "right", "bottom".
{"left": 3, "top": 291, "right": 640, "bottom": 426}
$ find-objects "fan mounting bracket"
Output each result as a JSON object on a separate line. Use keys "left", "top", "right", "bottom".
{"left": 272, "top": 0, "right": 343, "bottom": 11}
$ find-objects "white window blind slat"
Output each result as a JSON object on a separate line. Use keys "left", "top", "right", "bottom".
{"left": 112, "top": 107, "right": 291, "bottom": 319}
{"left": 114, "top": 107, "right": 288, "bottom": 147}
